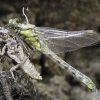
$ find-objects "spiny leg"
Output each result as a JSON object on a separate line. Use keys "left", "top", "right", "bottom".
{"left": 7, "top": 48, "right": 22, "bottom": 80}
{"left": 0, "top": 44, "right": 6, "bottom": 56}
{"left": 15, "top": 36, "right": 30, "bottom": 64}
{"left": 16, "top": 36, "right": 30, "bottom": 57}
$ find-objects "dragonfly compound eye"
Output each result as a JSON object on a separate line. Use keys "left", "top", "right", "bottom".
{"left": 8, "top": 18, "right": 19, "bottom": 29}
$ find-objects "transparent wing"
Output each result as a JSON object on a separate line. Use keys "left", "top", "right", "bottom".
{"left": 35, "top": 27, "right": 100, "bottom": 53}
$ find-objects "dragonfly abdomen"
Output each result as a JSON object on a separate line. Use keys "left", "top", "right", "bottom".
{"left": 45, "top": 50, "right": 97, "bottom": 92}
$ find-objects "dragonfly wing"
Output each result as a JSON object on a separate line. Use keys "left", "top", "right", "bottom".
{"left": 35, "top": 27, "right": 100, "bottom": 53}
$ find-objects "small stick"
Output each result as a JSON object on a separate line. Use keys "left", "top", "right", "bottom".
{"left": 22, "top": 7, "right": 29, "bottom": 24}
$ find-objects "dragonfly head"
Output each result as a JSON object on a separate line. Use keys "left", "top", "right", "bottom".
{"left": 8, "top": 18, "right": 19, "bottom": 29}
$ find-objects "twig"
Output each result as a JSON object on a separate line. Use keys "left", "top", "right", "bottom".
{"left": 22, "top": 7, "right": 29, "bottom": 24}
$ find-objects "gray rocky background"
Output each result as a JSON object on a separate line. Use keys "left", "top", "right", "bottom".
{"left": 0, "top": 0, "right": 100, "bottom": 100}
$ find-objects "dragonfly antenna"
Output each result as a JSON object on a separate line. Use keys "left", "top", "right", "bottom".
{"left": 22, "top": 7, "right": 29, "bottom": 24}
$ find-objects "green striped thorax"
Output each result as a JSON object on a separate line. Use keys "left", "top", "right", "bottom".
{"left": 8, "top": 18, "right": 36, "bottom": 37}
{"left": 8, "top": 18, "right": 42, "bottom": 51}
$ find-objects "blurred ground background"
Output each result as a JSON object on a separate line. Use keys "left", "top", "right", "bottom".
{"left": 0, "top": 0, "right": 100, "bottom": 100}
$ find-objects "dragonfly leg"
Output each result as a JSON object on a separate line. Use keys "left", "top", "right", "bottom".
{"left": 10, "top": 63, "right": 20, "bottom": 80}
{"left": 0, "top": 44, "right": 6, "bottom": 55}
{"left": 7, "top": 51, "right": 22, "bottom": 80}
{"left": 15, "top": 36, "right": 30, "bottom": 57}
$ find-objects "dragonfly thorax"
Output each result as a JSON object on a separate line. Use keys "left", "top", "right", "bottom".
{"left": 18, "top": 24, "right": 35, "bottom": 30}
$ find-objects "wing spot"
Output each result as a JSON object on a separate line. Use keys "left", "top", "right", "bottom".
{"left": 64, "top": 66, "right": 68, "bottom": 70}
{"left": 71, "top": 71, "right": 75, "bottom": 75}
{"left": 56, "top": 60, "right": 61, "bottom": 64}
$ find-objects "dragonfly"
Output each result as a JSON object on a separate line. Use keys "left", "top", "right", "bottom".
{"left": 7, "top": 17, "right": 100, "bottom": 92}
